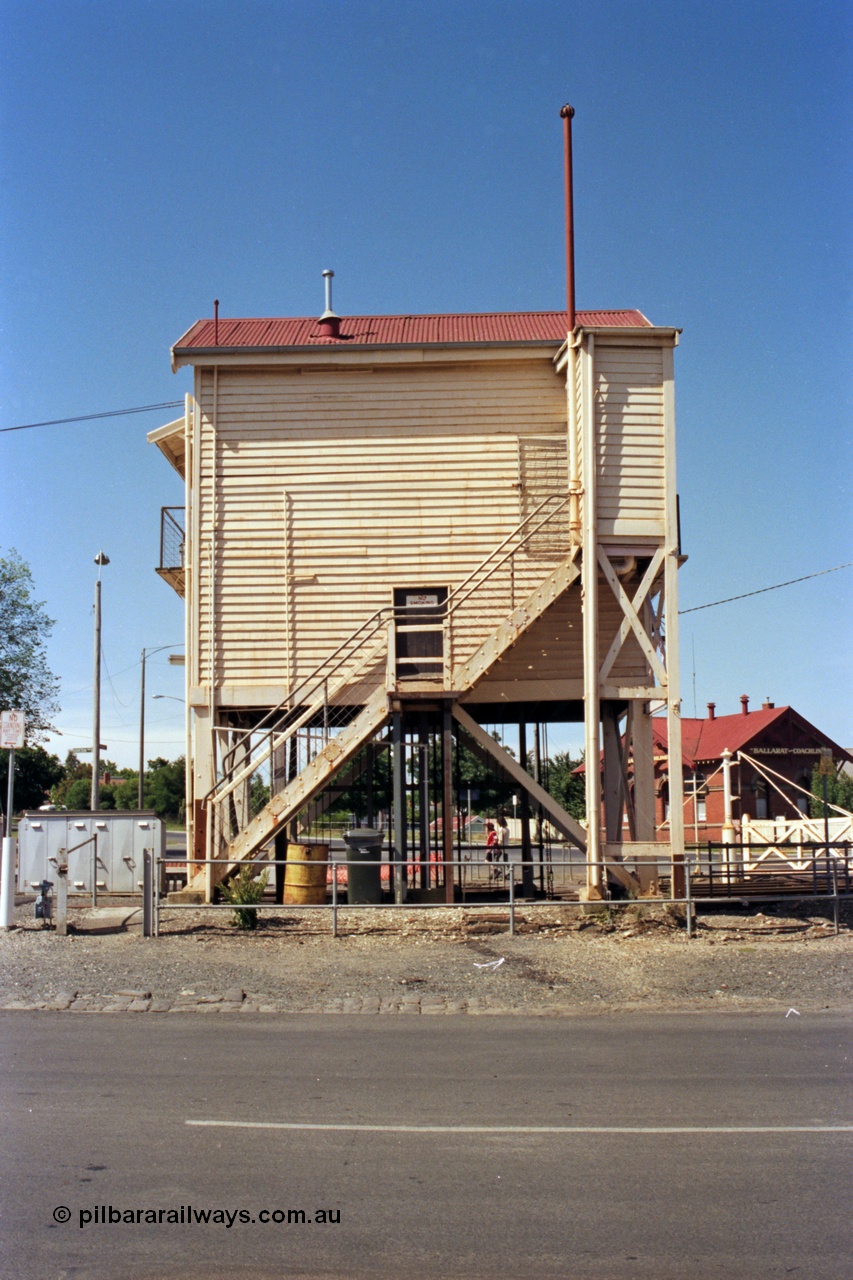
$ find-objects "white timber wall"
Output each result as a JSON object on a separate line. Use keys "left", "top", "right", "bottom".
{"left": 594, "top": 344, "right": 666, "bottom": 540}
{"left": 193, "top": 357, "right": 570, "bottom": 701}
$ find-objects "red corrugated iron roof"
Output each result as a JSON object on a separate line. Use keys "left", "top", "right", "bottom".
{"left": 653, "top": 707, "right": 790, "bottom": 768}
{"left": 651, "top": 707, "right": 852, "bottom": 768}
{"left": 576, "top": 705, "right": 851, "bottom": 775}
{"left": 173, "top": 309, "right": 652, "bottom": 353}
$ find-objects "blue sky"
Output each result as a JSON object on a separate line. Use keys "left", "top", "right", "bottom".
{"left": 1, "top": 0, "right": 850, "bottom": 767}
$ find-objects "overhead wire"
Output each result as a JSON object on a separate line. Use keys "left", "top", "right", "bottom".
{"left": 57, "top": 647, "right": 184, "bottom": 699}
{"left": 0, "top": 400, "right": 183, "bottom": 434}
{"left": 680, "top": 562, "right": 852, "bottom": 614}
{"left": 101, "top": 646, "right": 139, "bottom": 713}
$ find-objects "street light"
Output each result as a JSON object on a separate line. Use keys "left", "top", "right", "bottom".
{"left": 139, "top": 645, "right": 183, "bottom": 807}
{"left": 91, "top": 552, "right": 109, "bottom": 810}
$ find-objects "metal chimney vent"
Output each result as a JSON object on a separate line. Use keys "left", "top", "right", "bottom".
{"left": 318, "top": 269, "right": 340, "bottom": 338}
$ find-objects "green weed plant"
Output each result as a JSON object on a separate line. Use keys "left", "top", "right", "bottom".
{"left": 219, "top": 864, "right": 269, "bottom": 930}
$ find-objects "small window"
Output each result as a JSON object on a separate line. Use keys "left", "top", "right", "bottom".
{"left": 756, "top": 787, "right": 768, "bottom": 820}
{"left": 393, "top": 587, "right": 447, "bottom": 679}
{"left": 797, "top": 775, "right": 811, "bottom": 814}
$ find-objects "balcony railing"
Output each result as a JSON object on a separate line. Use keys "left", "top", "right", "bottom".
{"left": 156, "top": 506, "right": 185, "bottom": 597}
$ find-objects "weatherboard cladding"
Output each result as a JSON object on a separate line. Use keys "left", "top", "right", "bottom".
{"left": 179, "top": 308, "right": 665, "bottom": 696}
{"left": 595, "top": 344, "right": 666, "bottom": 538}
{"left": 191, "top": 361, "right": 650, "bottom": 693}
{"left": 174, "top": 310, "right": 651, "bottom": 354}
{"left": 193, "top": 358, "right": 582, "bottom": 690}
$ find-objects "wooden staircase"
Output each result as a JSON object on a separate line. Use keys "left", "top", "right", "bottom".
{"left": 219, "top": 687, "right": 390, "bottom": 878}
{"left": 451, "top": 550, "right": 580, "bottom": 691}
{"left": 197, "top": 507, "right": 592, "bottom": 894}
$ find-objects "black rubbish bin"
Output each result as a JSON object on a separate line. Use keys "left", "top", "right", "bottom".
{"left": 343, "top": 828, "right": 385, "bottom": 904}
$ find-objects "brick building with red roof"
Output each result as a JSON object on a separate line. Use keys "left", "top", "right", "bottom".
{"left": 641, "top": 697, "right": 850, "bottom": 842}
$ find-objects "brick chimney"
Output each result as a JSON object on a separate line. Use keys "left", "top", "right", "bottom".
{"left": 707, "top": 702, "right": 716, "bottom": 720}
{"left": 740, "top": 695, "right": 750, "bottom": 716}
{"left": 762, "top": 698, "right": 775, "bottom": 710}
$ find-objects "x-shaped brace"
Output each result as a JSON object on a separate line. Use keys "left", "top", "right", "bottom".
{"left": 597, "top": 546, "right": 667, "bottom": 687}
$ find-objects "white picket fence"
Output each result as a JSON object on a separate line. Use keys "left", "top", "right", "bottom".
{"left": 741, "top": 814, "right": 852, "bottom": 872}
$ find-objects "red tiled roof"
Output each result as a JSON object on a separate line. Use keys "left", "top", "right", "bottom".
{"left": 173, "top": 309, "right": 652, "bottom": 354}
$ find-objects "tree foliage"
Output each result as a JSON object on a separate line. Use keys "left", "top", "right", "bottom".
{"left": 810, "top": 764, "right": 853, "bottom": 819}
{"left": 250, "top": 774, "right": 270, "bottom": 817}
{"left": 1, "top": 745, "right": 64, "bottom": 812}
{"left": 539, "top": 750, "right": 586, "bottom": 821}
{"left": 141, "top": 756, "right": 185, "bottom": 821}
{"left": 0, "top": 549, "right": 60, "bottom": 742}
{"left": 47, "top": 752, "right": 186, "bottom": 819}
{"left": 50, "top": 752, "right": 91, "bottom": 808}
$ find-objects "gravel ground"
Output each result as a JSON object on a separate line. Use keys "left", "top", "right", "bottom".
{"left": 1, "top": 895, "right": 851, "bottom": 1016}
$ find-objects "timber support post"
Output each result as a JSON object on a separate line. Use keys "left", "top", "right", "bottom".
{"left": 392, "top": 708, "right": 406, "bottom": 904}
{"left": 442, "top": 704, "right": 455, "bottom": 903}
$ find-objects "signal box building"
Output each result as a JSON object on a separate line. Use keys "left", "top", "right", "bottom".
{"left": 150, "top": 300, "right": 686, "bottom": 900}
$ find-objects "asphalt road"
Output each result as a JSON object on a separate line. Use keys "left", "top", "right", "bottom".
{"left": 2, "top": 1012, "right": 851, "bottom": 1279}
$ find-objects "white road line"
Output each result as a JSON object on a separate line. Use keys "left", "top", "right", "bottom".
{"left": 186, "top": 1121, "right": 853, "bottom": 1135}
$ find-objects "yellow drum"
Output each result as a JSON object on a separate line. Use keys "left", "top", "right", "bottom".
{"left": 283, "top": 843, "right": 328, "bottom": 905}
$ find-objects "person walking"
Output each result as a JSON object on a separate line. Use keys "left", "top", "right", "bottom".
{"left": 485, "top": 821, "right": 500, "bottom": 883}
{"left": 495, "top": 815, "right": 510, "bottom": 879}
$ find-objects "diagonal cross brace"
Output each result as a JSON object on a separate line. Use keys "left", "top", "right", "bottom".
{"left": 452, "top": 704, "right": 587, "bottom": 850}
{"left": 597, "top": 547, "right": 667, "bottom": 687}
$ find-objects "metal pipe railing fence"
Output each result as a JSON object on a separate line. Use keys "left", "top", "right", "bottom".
{"left": 699, "top": 841, "right": 852, "bottom": 892}
{"left": 147, "top": 852, "right": 852, "bottom": 942}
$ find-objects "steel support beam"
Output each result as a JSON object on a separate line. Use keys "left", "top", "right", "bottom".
{"left": 442, "top": 704, "right": 455, "bottom": 904}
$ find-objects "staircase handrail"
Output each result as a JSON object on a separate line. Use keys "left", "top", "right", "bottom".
{"left": 220, "top": 606, "right": 390, "bottom": 774}
{"left": 444, "top": 494, "right": 570, "bottom": 619}
{"left": 204, "top": 608, "right": 394, "bottom": 812}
